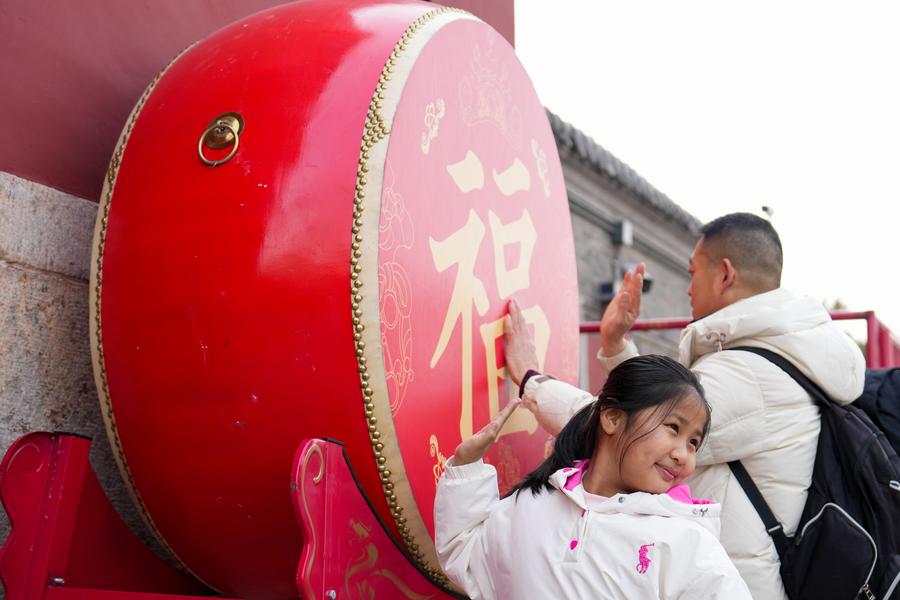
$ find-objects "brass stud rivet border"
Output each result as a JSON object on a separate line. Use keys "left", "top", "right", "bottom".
{"left": 350, "top": 7, "right": 470, "bottom": 588}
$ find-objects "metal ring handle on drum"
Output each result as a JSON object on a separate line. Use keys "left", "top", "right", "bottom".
{"left": 198, "top": 118, "right": 241, "bottom": 167}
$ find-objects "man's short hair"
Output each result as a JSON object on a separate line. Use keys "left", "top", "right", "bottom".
{"left": 699, "top": 212, "right": 783, "bottom": 291}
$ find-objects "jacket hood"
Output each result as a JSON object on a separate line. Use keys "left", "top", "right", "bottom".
{"left": 679, "top": 288, "right": 866, "bottom": 402}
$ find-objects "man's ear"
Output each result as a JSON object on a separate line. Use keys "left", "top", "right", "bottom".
{"left": 600, "top": 408, "right": 624, "bottom": 435}
{"left": 720, "top": 257, "right": 737, "bottom": 291}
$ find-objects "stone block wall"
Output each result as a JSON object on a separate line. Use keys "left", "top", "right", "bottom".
{"left": 0, "top": 171, "right": 169, "bottom": 570}
{"left": 560, "top": 154, "right": 698, "bottom": 372}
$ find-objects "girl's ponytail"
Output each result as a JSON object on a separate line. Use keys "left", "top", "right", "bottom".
{"left": 510, "top": 402, "right": 600, "bottom": 497}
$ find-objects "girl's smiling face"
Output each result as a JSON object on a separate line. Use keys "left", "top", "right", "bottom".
{"left": 604, "top": 391, "right": 708, "bottom": 495}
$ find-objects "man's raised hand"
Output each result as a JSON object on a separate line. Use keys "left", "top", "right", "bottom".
{"left": 599, "top": 262, "right": 645, "bottom": 357}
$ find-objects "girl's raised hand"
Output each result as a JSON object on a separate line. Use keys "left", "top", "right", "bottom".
{"left": 451, "top": 399, "right": 522, "bottom": 466}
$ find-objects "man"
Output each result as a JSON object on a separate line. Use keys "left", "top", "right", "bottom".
{"left": 505, "top": 212, "right": 865, "bottom": 599}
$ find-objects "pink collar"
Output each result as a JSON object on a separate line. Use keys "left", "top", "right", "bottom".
{"left": 562, "top": 459, "right": 590, "bottom": 490}
{"left": 665, "top": 483, "right": 714, "bottom": 505}
{"left": 561, "top": 460, "right": 714, "bottom": 504}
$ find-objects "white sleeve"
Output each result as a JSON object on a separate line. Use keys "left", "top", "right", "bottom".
{"left": 595, "top": 338, "right": 640, "bottom": 374}
{"left": 433, "top": 459, "right": 499, "bottom": 599}
{"left": 523, "top": 377, "right": 594, "bottom": 436}
{"left": 522, "top": 339, "right": 639, "bottom": 436}
{"left": 666, "top": 527, "right": 753, "bottom": 599}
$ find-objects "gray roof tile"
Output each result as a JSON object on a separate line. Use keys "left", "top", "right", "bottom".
{"left": 547, "top": 109, "right": 701, "bottom": 232}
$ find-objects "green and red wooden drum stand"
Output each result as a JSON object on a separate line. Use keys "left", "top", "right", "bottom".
{"left": 1, "top": 1, "right": 579, "bottom": 598}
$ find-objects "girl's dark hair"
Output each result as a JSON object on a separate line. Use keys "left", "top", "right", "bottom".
{"left": 510, "top": 354, "right": 709, "bottom": 497}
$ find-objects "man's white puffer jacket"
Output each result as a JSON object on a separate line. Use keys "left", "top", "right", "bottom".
{"left": 525, "top": 288, "right": 866, "bottom": 599}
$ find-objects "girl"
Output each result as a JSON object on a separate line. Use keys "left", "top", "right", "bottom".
{"left": 434, "top": 355, "right": 750, "bottom": 599}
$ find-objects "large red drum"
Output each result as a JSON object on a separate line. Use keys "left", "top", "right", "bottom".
{"left": 90, "top": 1, "right": 579, "bottom": 597}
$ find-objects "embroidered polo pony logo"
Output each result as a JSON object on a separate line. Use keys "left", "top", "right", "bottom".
{"left": 636, "top": 543, "right": 655, "bottom": 574}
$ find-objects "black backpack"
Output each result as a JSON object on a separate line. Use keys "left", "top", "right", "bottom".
{"left": 855, "top": 368, "right": 900, "bottom": 455}
{"left": 727, "top": 347, "right": 900, "bottom": 600}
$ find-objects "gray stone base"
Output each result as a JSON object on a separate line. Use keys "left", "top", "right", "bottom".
{"left": 0, "top": 171, "right": 173, "bottom": 579}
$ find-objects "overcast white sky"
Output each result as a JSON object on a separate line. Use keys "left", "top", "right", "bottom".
{"left": 515, "top": 1, "right": 900, "bottom": 338}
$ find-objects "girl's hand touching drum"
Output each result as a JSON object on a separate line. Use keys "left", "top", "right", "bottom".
{"left": 451, "top": 399, "right": 522, "bottom": 466}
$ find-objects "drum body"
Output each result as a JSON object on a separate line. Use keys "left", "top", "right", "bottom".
{"left": 91, "top": 1, "right": 579, "bottom": 597}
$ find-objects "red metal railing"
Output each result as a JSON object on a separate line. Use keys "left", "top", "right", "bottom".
{"left": 580, "top": 310, "right": 900, "bottom": 368}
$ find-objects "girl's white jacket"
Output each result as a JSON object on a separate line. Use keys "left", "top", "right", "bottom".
{"left": 434, "top": 458, "right": 751, "bottom": 599}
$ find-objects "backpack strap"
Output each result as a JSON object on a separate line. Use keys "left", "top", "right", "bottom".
{"left": 727, "top": 460, "right": 791, "bottom": 557}
{"left": 724, "top": 345, "right": 830, "bottom": 559}
{"left": 731, "top": 345, "right": 831, "bottom": 406}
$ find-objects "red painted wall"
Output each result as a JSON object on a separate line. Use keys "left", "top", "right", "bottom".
{"left": 0, "top": 0, "right": 513, "bottom": 202}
